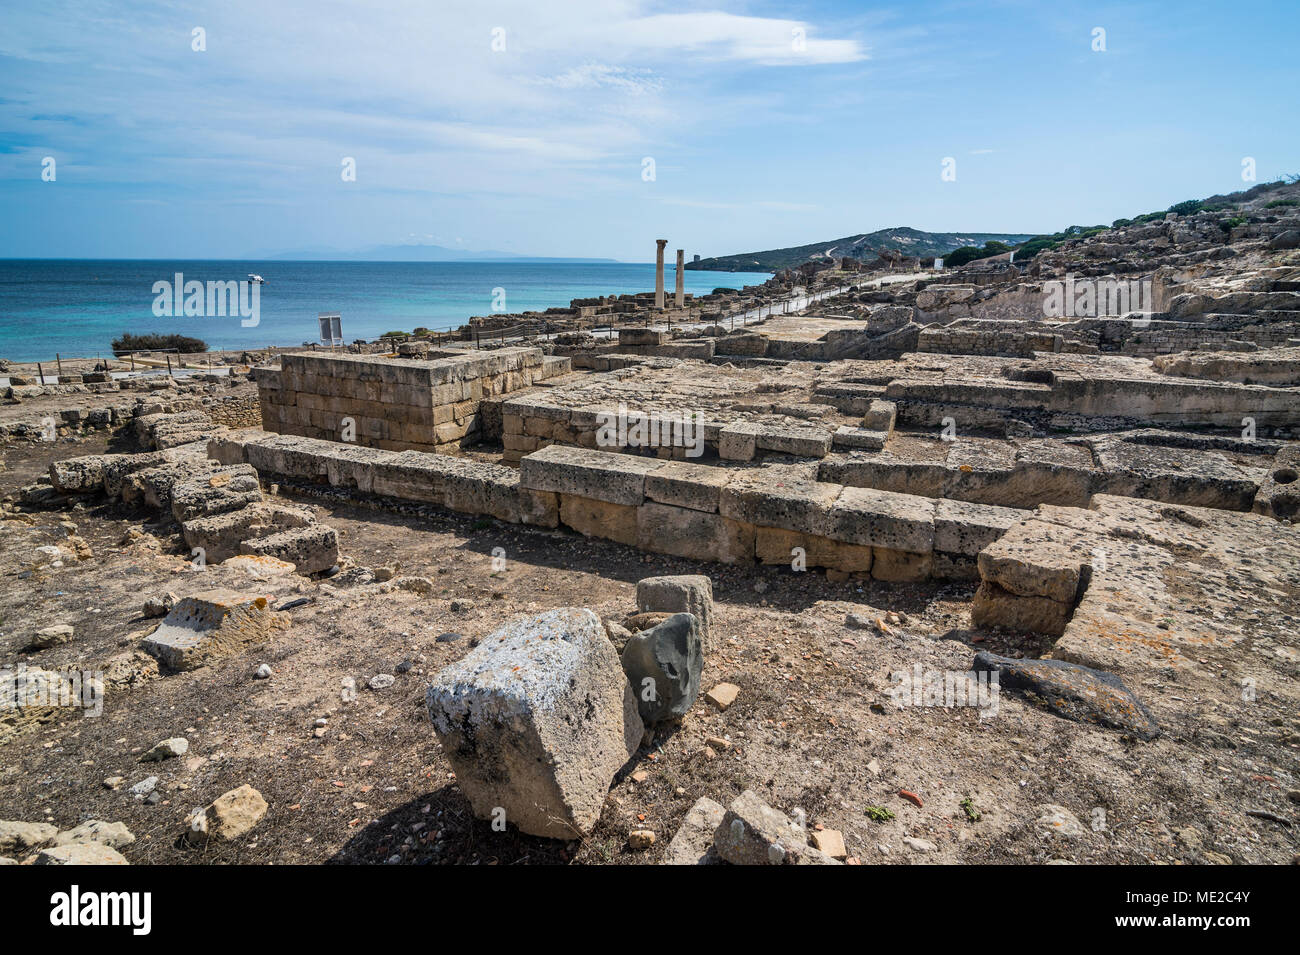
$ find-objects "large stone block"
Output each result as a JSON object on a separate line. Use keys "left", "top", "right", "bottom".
{"left": 753, "top": 526, "right": 874, "bottom": 574}
{"left": 976, "top": 520, "right": 1090, "bottom": 603}
{"left": 170, "top": 466, "right": 263, "bottom": 522}
{"left": 933, "top": 498, "right": 1024, "bottom": 556}
{"left": 636, "top": 502, "right": 753, "bottom": 567}
{"left": 719, "top": 467, "right": 840, "bottom": 536}
{"left": 822, "top": 485, "right": 936, "bottom": 553}
{"left": 182, "top": 503, "right": 316, "bottom": 564}
{"left": 239, "top": 524, "right": 338, "bottom": 575}
{"left": 713, "top": 790, "right": 842, "bottom": 865}
{"left": 49, "top": 454, "right": 116, "bottom": 493}
{"left": 520, "top": 444, "right": 660, "bottom": 506}
{"left": 426, "top": 608, "right": 643, "bottom": 839}
{"left": 559, "top": 495, "right": 639, "bottom": 545}
{"left": 141, "top": 591, "right": 272, "bottom": 671}
{"left": 971, "top": 580, "right": 1074, "bottom": 636}
{"left": 635, "top": 575, "right": 715, "bottom": 652}
{"left": 644, "top": 461, "right": 731, "bottom": 513}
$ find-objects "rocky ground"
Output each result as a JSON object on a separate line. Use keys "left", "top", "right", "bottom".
{"left": 2, "top": 430, "right": 1297, "bottom": 865}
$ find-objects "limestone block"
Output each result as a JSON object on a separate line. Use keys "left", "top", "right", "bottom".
{"left": 821, "top": 485, "right": 936, "bottom": 553}
{"left": 520, "top": 444, "right": 660, "bottom": 506}
{"left": 643, "top": 462, "right": 731, "bottom": 513}
{"left": 719, "top": 467, "right": 840, "bottom": 536}
{"left": 933, "top": 498, "right": 1025, "bottom": 556}
{"left": 426, "top": 608, "right": 643, "bottom": 839}
{"left": 636, "top": 503, "right": 753, "bottom": 567}
{"left": 559, "top": 495, "right": 639, "bottom": 546}
{"left": 141, "top": 591, "right": 272, "bottom": 671}
{"left": 239, "top": 524, "right": 339, "bottom": 575}
{"left": 635, "top": 574, "right": 716, "bottom": 651}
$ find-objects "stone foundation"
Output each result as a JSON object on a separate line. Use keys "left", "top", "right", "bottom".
{"left": 255, "top": 347, "right": 570, "bottom": 453}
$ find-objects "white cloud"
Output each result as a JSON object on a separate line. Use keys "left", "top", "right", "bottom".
{"left": 583, "top": 12, "right": 867, "bottom": 66}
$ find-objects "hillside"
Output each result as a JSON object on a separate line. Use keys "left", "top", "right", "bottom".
{"left": 685, "top": 227, "right": 1035, "bottom": 272}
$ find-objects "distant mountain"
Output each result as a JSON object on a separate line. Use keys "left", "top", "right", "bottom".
{"left": 685, "top": 227, "right": 1036, "bottom": 272}
{"left": 258, "top": 243, "right": 618, "bottom": 263}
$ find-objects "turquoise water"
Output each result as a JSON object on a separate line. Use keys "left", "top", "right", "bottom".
{"left": 0, "top": 260, "right": 772, "bottom": 361}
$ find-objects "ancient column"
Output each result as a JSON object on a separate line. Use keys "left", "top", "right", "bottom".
{"left": 675, "top": 249, "right": 685, "bottom": 308}
{"left": 655, "top": 239, "right": 667, "bottom": 308}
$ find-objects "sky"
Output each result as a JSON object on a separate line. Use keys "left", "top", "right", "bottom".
{"left": 1, "top": 0, "right": 1297, "bottom": 262}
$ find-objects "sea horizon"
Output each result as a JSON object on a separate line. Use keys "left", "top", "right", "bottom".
{"left": 0, "top": 259, "right": 773, "bottom": 363}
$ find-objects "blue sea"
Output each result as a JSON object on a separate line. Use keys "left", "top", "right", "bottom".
{"left": 0, "top": 260, "right": 772, "bottom": 362}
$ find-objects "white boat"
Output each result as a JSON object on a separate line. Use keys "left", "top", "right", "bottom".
{"left": 247, "top": 273, "right": 266, "bottom": 284}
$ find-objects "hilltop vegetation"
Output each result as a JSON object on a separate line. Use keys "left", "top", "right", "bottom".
{"left": 686, "top": 227, "right": 1034, "bottom": 272}
{"left": 1010, "top": 177, "right": 1299, "bottom": 262}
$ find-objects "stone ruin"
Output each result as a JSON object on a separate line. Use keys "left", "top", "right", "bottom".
{"left": 4, "top": 182, "right": 1300, "bottom": 863}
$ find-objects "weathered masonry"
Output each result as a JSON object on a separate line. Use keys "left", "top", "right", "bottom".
{"left": 254, "top": 347, "right": 570, "bottom": 453}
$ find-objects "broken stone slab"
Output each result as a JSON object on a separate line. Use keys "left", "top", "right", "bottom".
{"left": 0, "top": 820, "right": 57, "bottom": 852}
{"left": 141, "top": 591, "right": 272, "bottom": 671}
{"left": 140, "top": 737, "right": 189, "bottom": 761}
{"left": 861, "top": 398, "right": 897, "bottom": 434}
{"left": 621, "top": 613, "right": 703, "bottom": 725}
{"left": 186, "top": 784, "right": 269, "bottom": 843}
{"left": 48, "top": 454, "right": 117, "bottom": 493}
{"left": 239, "top": 524, "right": 339, "bottom": 575}
{"left": 811, "top": 828, "right": 848, "bottom": 860}
{"left": 142, "top": 592, "right": 177, "bottom": 618}
{"left": 976, "top": 518, "right": 1091, "bottom": 603}
{"left": 99, "top": 452, "right": 170, "bottom": 498}
{"left": 712, "top": 790, "right": 842, "bottom": 865}
{"left": 122, "top": 459, "right": 224, "bottom": 510}
{"left": 169, "top": 465, "right": 263, "bottom": 522}
{"left": 426, "top": 608, "right": 644, "bottom": 840}
{"left": 28, "top": 624, "right": 74, "bottom": 650}
{"left": 635, "top": 574, "right": 715, "bottom": 652}
{"left": 182, "top": 502, "right": 316, "bottom": 564}
{"left": 662, "top": 796, "right": 725, "bottom": 865}
{"left": 33, "top": 844, "right": 129, "bottom": 865}
{"left": 51, "top": 820, "right": 135, "bottom": 850}
{"left": 972, "top": 650, "right": 1160, "bottom": 740}
{"left": 831, "top": 426, "right": 888, "bottom": 451}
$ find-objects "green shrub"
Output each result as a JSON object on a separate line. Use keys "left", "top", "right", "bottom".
{"left": 110, "top": 332, "right": 208, "bottom": 356}
{"left": 1266, "top": 198, "right": 1299, "bottom": 208}
{"left": 1220, "top": 216, "right": 1247, "bottom": 232}
{"left": 379, "top": 330, "right": 408, "bottom": 338}
{"left": 1112, "top": 217, "right": 1133, "bottom": 228}
{"left": 1168, "top": 199, "right": 1204, "bottom": 216}
{"left": 941, "top": 246, "right": 984, "bottom": 267}
{"left": 1013, "top": 236, "right": 1060, "bottom": 260}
